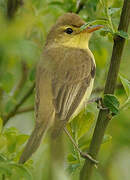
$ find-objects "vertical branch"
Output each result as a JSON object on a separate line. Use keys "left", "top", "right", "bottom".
{"left": 7, "top": 0, "right": 23, "bottom": 19}
{"left": 80, "top": 0, "right": 130, "bottom": 179}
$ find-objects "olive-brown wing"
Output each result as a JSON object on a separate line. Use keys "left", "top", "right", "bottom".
{"left": 52, "top": 49, "right": 94, "bottom": 123}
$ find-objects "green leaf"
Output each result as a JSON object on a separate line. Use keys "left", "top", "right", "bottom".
{"left": 67, "top": 153, "right": 77, "bottom": 164}
{"left": 80, "top": 23, "right": 90, "bottom": 31}
{"left": 100, "top": 28, "right": 112, "bottom": 37}
{"left": 100, "top": 30, "right": 109, "bottom": 36}
{"left": 79, "top": 134, "right": 112, "bottom": 151}
{"left": 10, "top": 164, "right": 33, "bottom": 180}
{"left": 49, "top": 0, "right": 77, "bottom": 12}
{"left": 4, "top": 127, "right": 19, "bottom": 153}
{"left": 6, "top": 135, "right": 17, "bottom": 153}
{"left": 0, "top": 162, "right": 12, "bottom": 176}
{"left": 3, "top": 127, "right": 29, "bottom": 156}
{"left": 16, "top": 134, "right": 29, "bottom": 148}
{"left": 94, "top": 48, "right": 108, "bottom": 67}
{"left": 64, "top": 0, "right": 77, "bottom": 12}
{"left": 107, "top": 33, "right": 113, "bottom": 41}
{"left": 4, "top": 127, "right": 19, "bottom": 135}
{"left": 48, "top": 1, "right": 63, "bottom": 7}
{"left": 89, "top": 0, "right": 99, "bottom": 11}
{"left": 0, "top": 162, "right": 33, "bottom": 180}
{"left": 0, "top": 134, "right": 7, "bottom": 150}
{"left": 80, "top": 19, "right": 108, "bottom": 31}
{"left": 67, "top": 163, "right": 80, "bottom": 174}
{"left": 126, "top": 99, "right": 130, "bottom": 109}
{"left": 29, "top": 67, "right": 36, "bottom": 81}
{"left": 120, "top": 98, "right": 130, "bottom": 111}
{"left": 102, "top": 134, "right": 112, "bottom": 144}
{"left": 108, "top": 8, "right": 121, "bottom": 15}
{"left": 71, "top": 111, "right": 95, "bottom": 140}
{"left": 120, "top": 75, "right": 130, "bottom": 97}
{"left": 103, "top": 94, "right": 120, "bottom": 115}
{"left": 67, "top": 153, "right": 81, "bottom": 174}
{"left": 0, "top": 72, "right": 14, "bottom": 93}
{"left": 0, "top": 118, "right": 3, "bottom": 133}
{"left": 116, "top": 30, "right": 130, "bottom": 39}
{"left": 0, "top": 154, "right": 7, "bottom": 162}
{"left": 5, "top": 98, "right": 16, "bottom": 113}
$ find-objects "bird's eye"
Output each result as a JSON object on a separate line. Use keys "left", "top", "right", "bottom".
{"left": 64, "top": 28, "right": 73, "bottom": 34}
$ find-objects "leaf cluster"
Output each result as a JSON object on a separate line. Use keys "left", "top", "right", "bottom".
{"left": 0, "top": 118, "right": 33, "bottom": 179}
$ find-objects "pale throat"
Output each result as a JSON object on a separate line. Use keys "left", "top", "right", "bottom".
{"left": 60, "top": 34, "right": 91, "bottom": 49}
{"left": 49, "top": 33, "right": 96, "bottom": 66}
{"left": 57, "top": 34, "right": 96, "bottom": 66}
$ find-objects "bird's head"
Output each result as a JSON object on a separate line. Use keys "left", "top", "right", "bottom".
{"left": 46, "top": 13, "right": 103, "bottom": 49}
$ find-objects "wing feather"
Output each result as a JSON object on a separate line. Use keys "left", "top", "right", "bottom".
{"left": 51, "top": 48, "right": 94, "bottom": 122}
{"left": 36, "top": 47, "right": 95, "bottom": 137}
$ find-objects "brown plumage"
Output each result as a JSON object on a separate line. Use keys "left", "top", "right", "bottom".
{"left": 19, "top": 13, "right": 100, "bottom": 164}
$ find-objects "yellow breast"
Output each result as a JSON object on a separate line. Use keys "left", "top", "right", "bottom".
{"left": 71, "top": 78, "right": 94, "bottom": 119}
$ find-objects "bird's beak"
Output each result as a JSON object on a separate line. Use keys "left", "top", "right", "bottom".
{"left": 82, "top": 25, "right": 103, "bottom": 33}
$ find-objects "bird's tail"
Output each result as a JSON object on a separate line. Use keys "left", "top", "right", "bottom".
{"left": 51, "top": 117, "right": 66, "bottom": 138}
{"left": 19, "top": 122, "right": 48, "bottom": 164}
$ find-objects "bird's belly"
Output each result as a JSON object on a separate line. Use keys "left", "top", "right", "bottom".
{"left": 71, "top": 79, "right": 94, "bottom": 119}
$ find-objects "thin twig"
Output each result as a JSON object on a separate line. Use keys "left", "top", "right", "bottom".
{"left": 11, "top": 61, "right": 28, "bottom": 98}
{"left": 13, "top": 106, "right": 34, "bottom": 115}
{"left": 3, "top": 83, "right": 35, "bottom": 125}
{"left": 80, "top": 0, "right": 130, "bottom": 179}
{"left": 64, "top": 127, "right": 98, "bottom": 164}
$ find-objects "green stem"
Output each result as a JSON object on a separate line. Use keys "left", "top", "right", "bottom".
{"left": 80, "top": 0, "right": 130, "bottom": 179}
{"left": 106, "top": 8, "right": 115, "bottom": 33}
{"left": 100, "top": 0, "right": 115, "bottom": 33}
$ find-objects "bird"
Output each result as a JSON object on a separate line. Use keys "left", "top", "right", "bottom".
{"left": 19, "top": 12, "right": 103, "bottom": 164}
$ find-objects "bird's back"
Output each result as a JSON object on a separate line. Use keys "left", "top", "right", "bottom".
{"left": 36, "top": 46, "right": 96, "bottom": 136}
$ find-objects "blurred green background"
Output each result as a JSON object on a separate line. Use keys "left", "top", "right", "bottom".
{"left": 0, "top": 0, "right": 130, "bottom": 180}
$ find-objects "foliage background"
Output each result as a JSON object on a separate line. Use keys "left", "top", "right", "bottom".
{"left": 0, "top": 0, "right": 130, "bottom": 179}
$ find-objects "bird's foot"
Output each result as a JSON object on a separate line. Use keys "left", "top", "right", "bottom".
{"left": 95, "top": 97, "right": 108, "bottom": 110}
{"left": 87, "top": 97, "right": 101, "bottom": 104}
{"left": 88, "top": 97, "right": 108, "bottom": 110}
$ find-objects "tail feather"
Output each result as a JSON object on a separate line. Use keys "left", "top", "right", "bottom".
{"left": 19, "top": 122, "right": 48, "bottom": 164}
{"left": 51, "top": 118, "right": 66, "bottom": 138}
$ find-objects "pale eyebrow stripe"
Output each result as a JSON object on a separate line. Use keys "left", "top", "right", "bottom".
{"left": 71, "top": 24, "right": 82, "bottom": 28}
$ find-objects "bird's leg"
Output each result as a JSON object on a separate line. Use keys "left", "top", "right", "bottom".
{"left": 63, "top": 127, "right": 98, "bottom": 164}
{"left": 87, "top": 97, "right": 101, "bottom": 104}
{"left": 87, "top": 97, "right": 108, "bottom": 110}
